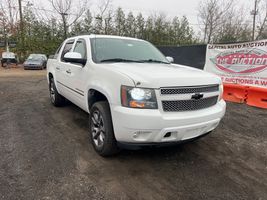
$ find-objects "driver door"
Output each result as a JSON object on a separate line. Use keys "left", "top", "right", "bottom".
{"left": 55, "top": 39, "right": 75, "bottom": 97}
{"left": 64, "top": 38, "right": 88, "bottom": 110}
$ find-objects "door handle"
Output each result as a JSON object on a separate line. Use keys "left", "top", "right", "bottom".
{"left": 66, "top": 69, "right": 71, "bottom": 74}
{"left": 56, "top": 67, "right": 60, "bottom": 70}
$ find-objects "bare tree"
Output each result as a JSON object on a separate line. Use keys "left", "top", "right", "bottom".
{"left": 256, "top": 0, "right": 267, "bottom": 40}
{"left": 6, "top": 0, "right": 16, "bottom": 32}
{"left": 0, "top": 0, "right": 18, "bottom": 50}
{"left": 0, "top": 0, "right": 17, "bottom": 35}
{"left": 97, "top": 0, "right": 112, "bottom": 18}
{"left": 0, "top": 10, "right": 8, "bottom": 48}
{"left": 215, "top": 4, "right": 251, "bottom": 42}
{"left": 94, "top": 0, "right": 113, "bottom": 34}
{"left": 198, "top": 0, "right": 233, "bottom": 43}
{"left": 48, "top": 0, "right": 90, "bottom": 39}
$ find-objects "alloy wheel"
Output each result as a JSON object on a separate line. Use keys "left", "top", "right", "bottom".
{"left": 91, "top": 110, "right": 105, "bottom": 148}
{"left": 50, "top": 82, "right": 56, "bottom": 103}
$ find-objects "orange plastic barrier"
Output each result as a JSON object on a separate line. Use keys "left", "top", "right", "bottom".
{"left": 223, "top": 84, "right": 249, "bottom": 103}
{"left": 246, "top": 87, "right": 267, "bottom": 109}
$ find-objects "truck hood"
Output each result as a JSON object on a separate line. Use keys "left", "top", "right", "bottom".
{"left": 106, "top": 63, "right": 221, "bottom": 88}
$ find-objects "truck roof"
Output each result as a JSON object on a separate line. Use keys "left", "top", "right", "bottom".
{"left": 66, "top": 34, "right": 144, "bottom": 42}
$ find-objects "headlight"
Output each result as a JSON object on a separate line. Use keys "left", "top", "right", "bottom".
{"left": 219, "top": 83, "right": 224, "bottom": 100}
{"left": 121, "top": 86, "right": 158, "bottom": 109}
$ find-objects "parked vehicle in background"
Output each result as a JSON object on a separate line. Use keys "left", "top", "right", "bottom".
{"left": 24, "top": 54, "right": 47, "bottom": 70}
{"left": 1, "top": 52, "right": 18, "bottom": 67}
{"left": 47, "top": 35, "right": 226, "bottom": 157}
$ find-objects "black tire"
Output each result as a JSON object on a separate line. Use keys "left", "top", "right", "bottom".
{"left": 89, "top": 101, "right": 119, "bottom": 157}
{"left": 49, "top": 78, "right": 65, "bottom": 107}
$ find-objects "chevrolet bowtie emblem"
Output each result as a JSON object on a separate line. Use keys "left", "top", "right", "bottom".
{"left": 191, "top": 93, "right": 204, "bottom": 100}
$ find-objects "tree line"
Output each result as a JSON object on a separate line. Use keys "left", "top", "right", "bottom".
{"left": 1, "top": 1, "right": 195, "bottom": 58}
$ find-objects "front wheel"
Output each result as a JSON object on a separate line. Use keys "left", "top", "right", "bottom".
{"left": 89, "top": 101, "right": 119, "bottom": 157}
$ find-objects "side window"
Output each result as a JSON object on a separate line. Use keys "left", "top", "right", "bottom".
{"left": 73, "top": 39, "right": 87, "bottom": 59}
{"left": 61, "top": 40, "right": 74, "bottom": 61}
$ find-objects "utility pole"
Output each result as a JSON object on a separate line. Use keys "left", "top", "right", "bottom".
{"left": 3, "top": 20, "right": 8, "bottom": 51}
{"left": 18, "top": 0, "right": 24, "bottom": 57}
{"left": 60, "top": 12, "right": 68, "bottom": 39}
{"left": 251, "top": 0, "right": 258, "bottom": 41}
{"left": 8, "top": 0, "right": 14, "bottom": 31}
{"left": 18, "top": 0, "right": 23, "bottom": 33}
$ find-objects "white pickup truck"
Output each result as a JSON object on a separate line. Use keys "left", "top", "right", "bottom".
{"left": 47, "top": 35, "right": 226, "bottom": 156}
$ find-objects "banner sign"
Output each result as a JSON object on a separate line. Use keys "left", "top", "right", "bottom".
{"left": 204, "top": 40, "right": 267, "bottom": 88}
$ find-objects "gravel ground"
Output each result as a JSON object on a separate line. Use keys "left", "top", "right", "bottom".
{"left": 0, "top": 68, "right": 267, "bottom": 200}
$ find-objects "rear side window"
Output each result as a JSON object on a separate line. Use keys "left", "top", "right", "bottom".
{"left": 73, "top": 39, "right": 87, "bottom": 59}
{"left": 61, "top": 40, "right": 74, "bottom": 61}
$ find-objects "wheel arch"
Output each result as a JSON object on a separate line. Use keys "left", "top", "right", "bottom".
{"left": 87, "top": 88, "right": 112, "bottom": 112}
{"left": 48, "top": 72, "right": 53, "bottom": 81}
{"left": 47, "top": 72, "right": 60, "bottom": 94}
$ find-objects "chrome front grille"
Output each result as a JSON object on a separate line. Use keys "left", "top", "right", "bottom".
{"left": 160, "top": 85, "right": 219, "bottom": 95}
{"left": 159, "top": 85, "right": 220, "bottom": 112}
{"left": 162, "top": 96, "right": 219, "bottom": 112}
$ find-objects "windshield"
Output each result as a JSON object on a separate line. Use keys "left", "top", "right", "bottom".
{"left": 27, "top": 54, "right": 45, "bottom": 61}
{"left": 90, "top": 38, "right": 169, "bottom": 64}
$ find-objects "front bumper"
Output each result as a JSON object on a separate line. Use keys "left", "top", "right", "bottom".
{"left": 118, "top": 131, "right": 212, "bottom": 150}
{"left": 111, "top": 100, "right": 226, "bottom": 144}
{"left": 24, "top": 65, "right": 43, "bottom": 70}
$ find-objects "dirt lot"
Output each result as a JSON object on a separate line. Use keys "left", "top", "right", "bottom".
{"left": 0, "top": 68, "right": 267, "bottom": 200}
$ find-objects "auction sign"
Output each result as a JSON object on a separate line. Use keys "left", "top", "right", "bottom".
{"left": 204, "top": 40, "right": 267, "bottom": 88}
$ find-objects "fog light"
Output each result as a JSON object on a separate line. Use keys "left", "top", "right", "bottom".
{"left": 133, "top": 131, "right": 152, "bottom": 139}
{"left": 164, "top": 132, "right": 172, "bottom": 138}
{"left": 133, "top": 132, "right": 140, "bottom": 138}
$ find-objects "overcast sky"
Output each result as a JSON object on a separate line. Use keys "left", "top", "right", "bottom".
{"left": 31, "top": 0, "right": 255, "bottom": 32}
{"left": 96, "top": 0, "right": 199, "bottom": 18}
{"left": 90, "top": 0, "right": 254, "bottom": 31}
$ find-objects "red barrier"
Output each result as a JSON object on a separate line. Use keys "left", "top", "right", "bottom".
{"left": 246, "top": 87, "right": 267, "bottom": 109}
{"left": 223, "top": 84, "right": 248, "bottom": 103}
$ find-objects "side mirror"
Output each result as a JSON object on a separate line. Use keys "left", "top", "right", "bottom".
{"left": 166, "top": 56, "right": 174, "bottom": 63}
{"left": 64, "top": 52, "right": 87, "bottom": 66}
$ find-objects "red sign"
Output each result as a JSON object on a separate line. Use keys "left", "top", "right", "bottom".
{"left": 215, "top": 49, "right": 267, "bottom": 74}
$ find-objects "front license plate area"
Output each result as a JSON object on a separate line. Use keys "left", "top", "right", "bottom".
{"left": 182, "top": 126, "right": 207, "bottom": 140}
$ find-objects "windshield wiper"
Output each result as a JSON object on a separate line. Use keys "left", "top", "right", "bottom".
{"left": 138, "top": 59, "right": 170, "bottom": 64}
{"left": 100, "top": 58, "right": 142, "bottom": 63}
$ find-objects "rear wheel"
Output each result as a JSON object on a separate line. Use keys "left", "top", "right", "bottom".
{"left": 89, "top": 101, "right": 119, "bottom": 157}
{"left": 49, "top": 78, "right": 65, "bottom": 107}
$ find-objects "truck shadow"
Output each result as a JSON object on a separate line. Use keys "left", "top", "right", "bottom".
{"left": 64, "top": 100, "right": 204, "bottom": 160}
